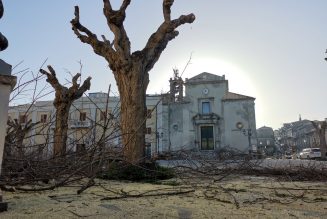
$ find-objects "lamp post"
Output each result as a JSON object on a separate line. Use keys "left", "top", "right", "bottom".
{"left": 155, "top": 131, "right": 163, "bottom": 156}
{"left": 236, "top": 122, "right": 253, "bottom": 157}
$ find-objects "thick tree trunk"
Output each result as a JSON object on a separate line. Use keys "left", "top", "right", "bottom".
{"left": 53, "top": 103, "right": 70, "bottom": 157}
{"left": 71, "top": 0, "right": 195, "bottom": 164}
{"left": 40, "top": 66, "right": 91, "bottom": 157}
{"left": 116, "top": 68, "right": 149, "bottom": 163}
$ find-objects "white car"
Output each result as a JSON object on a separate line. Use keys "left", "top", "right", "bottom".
{"left": 299, "top": 148, "right": 321, "bottom": 159}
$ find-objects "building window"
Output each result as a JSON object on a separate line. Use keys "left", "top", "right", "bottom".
{"left": 40, "top": 114, "right": 47, "bottom": 123}
{"left": 146, "top": 127, "right": 152, "bottom": 134}
{"left": 147, "top": 109, "right": 152, "bottom": 119}
{"left": 76, "top": 144, "right": 86, "bottom": 154}
{"left": 80, "top": 112, "right": 87, "bottom": 121}
{"left": 200, "top": 126, "right": 214, "bottom": 150}
{"left": 202, "top": 102, "right": 211, "bottom": 114}
{"left": 145, "top": 143, "right": 151, "bottom": 158}
{"left": 19, "top": 114, "right": 27, "bottom": 124}
{"left": 100, "top": 111, "right": 106, "bottom": 121}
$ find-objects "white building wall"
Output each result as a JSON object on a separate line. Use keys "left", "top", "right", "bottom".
{"left": 222, "top": 100, "right": 257, "bottom": 153}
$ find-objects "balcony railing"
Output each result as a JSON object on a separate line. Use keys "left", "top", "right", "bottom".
{"left": 70, "top": 120, "right": 91, "bottom": 128}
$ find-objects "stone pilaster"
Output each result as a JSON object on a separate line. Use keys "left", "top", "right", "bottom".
{"left": 0, "top": 60, "right": 16, "bottom": 212}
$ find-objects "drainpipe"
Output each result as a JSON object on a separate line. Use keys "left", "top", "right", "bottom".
{"left": 168, "top": 102, "right": 171, "bottom": 152}
{"left": 155, "top": 105, "right": 158, "bottom": 156}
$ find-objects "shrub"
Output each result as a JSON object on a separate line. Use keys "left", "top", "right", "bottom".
{"left": 98, "top": 161, "right": 175, "bottom": 182}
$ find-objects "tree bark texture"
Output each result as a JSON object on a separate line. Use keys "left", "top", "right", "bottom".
{"left": 71, "top": 0, "right": 195, "bottom": 163}
{"left": 117, "top": 67, "right": 149, "bottom": 162}
{"left": 40, "top": 66, "right": 91, "bottom": 157}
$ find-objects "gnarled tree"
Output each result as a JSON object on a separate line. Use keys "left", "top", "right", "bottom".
{"left": 5, "top": 119, "right": 40, "bottom": 159}
{"left": 71, "top": 0, "right": 195, "bottom": 163}
{"left": 40, "top": 66, "right": 91, "bottom": 157}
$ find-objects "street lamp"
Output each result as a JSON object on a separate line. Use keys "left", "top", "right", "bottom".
{"left": 155, "top": 131, "right": 163, "bottom": 156}
{"left": 325, "top": 49, "right": 327, "bottom": 61}
{"left": 235, "top": 122, "right": 253, "bottom": 156}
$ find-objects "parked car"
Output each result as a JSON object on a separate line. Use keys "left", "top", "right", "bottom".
{"left": 299, "top": 148, "right": 321, "bottom": 159}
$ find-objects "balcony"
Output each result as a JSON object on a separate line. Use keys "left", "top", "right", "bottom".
{"left": 192, "top": 113, "right": 220, "bottom": 125}
{"left": 70, "top": 120, "right": 91, "bottom": 129}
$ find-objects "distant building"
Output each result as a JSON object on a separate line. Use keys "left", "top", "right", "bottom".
{"left": 8, "top": 72, "right": 257, "bottom": 158}
{"left": 276, "top": 118, "right": 327, "bottom": 157}
{"left": 256, "top": 126, "right": 276, "bottom": 156}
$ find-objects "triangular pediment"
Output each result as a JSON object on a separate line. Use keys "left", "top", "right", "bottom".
{"left": 222, "top": 92, "right": 255, "bottom": 101}
{"left": 187, "top": 72, "right": 225, "bottom": 83}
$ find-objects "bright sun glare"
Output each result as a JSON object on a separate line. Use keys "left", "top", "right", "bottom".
{"left": 150, "top": 56, "right": 257, "bottom": 98}
{"left": 148, "top": 56, "right": 264, "bottom": 127}
{"left": 186, "top": 57, "right": 256, "bottom": 97}
{"left": 184, "top": 57, "right": 263, "bottom": 127}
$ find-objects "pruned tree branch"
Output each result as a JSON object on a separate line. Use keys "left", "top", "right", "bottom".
{"left": 163, "top": 0, "right": 174, "bottom": 22}
{"left": 39, "top": 65, "right": 91, "bottom": 156}
{"left": 102, "top": 0, "right": 131, "bottom": 61}
{"left": 0, "top": 0, "right": 3, "bottom": 19}
{"left": 71, "top": 6, "right": 116, "bottom": 65}
{"left": 40, "top": 65, "right": 92, "bottom": 104}
{"left": 71, "top": 74, "right": 92, "bottom": 99}
{"left": 141, "top": 0, "right": 195, "bottom": 72}
{"left": 39, "top": 65, "right": 63, "bottom": 91}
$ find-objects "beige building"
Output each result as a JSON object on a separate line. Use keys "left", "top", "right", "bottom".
{"left": 8, "top": 72, "right": 257, "bottom": 158}
{"left": 8, "top": 93, "right": 161, "bottom": 158}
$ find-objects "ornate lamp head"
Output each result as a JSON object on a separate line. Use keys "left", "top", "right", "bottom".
{"left": 0, "top": 0, "right": 8, "bottom": 52}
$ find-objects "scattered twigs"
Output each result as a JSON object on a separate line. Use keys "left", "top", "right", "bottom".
{"left": 100, "top": 188, "right": 195, "bottom": 201}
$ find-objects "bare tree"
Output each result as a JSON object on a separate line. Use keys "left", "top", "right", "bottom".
{"left": 5, "top": 119, "right": 40, "bottom": 159}
{"left": 71, "top": 0, "right": 195, "bottom": 163}
{"left": 40, "top": 65, "right": 91, "bottom": 157}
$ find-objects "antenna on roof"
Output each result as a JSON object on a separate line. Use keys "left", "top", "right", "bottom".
{"left": 173, "top": 68, "right": 179, "bottom": 79}
{"left": 180, "top": 52, "right": 193, "bottom": 78}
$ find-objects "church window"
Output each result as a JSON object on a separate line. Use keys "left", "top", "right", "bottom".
{"left": 80, "top": 112, "right": 87, "bottom": 121}
{"left": 202, "top": 102, "right": 211, "bottom": 114}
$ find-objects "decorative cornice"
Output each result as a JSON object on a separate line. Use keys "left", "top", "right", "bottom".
{"left": 0, "top": 75, "right": 17, "bottom": 90}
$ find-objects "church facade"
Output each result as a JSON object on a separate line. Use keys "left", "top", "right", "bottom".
{"left": 156, "top": 72, "right": 257, "bottom": 156}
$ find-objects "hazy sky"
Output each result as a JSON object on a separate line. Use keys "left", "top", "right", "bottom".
{"left": 1, "top": 0, "right": 327, "bottom": 129}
